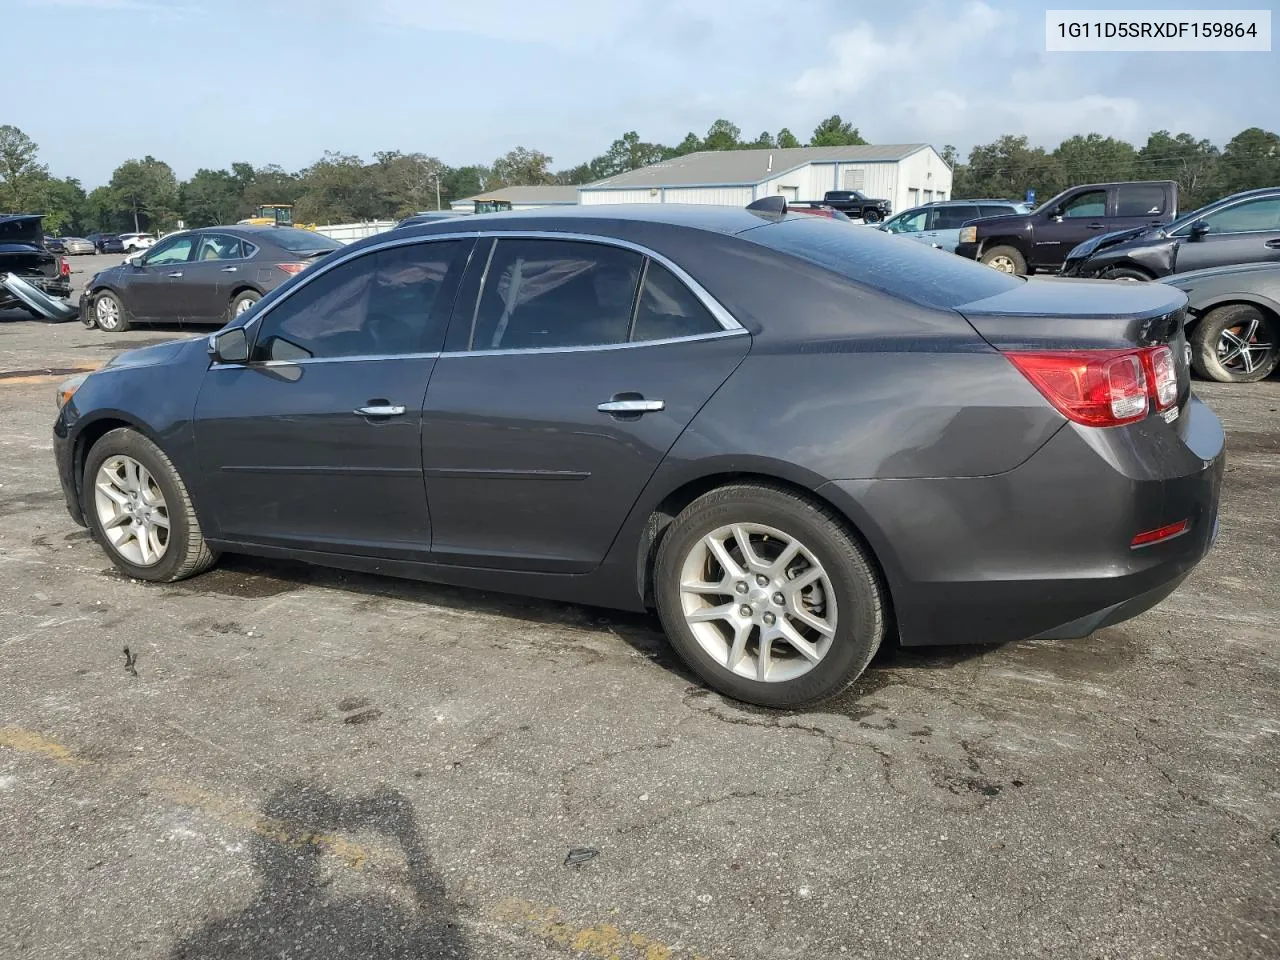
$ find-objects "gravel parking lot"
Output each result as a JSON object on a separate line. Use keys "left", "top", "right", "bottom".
{"left": 1, "top": 261, "right": 1277, "bottom": 959}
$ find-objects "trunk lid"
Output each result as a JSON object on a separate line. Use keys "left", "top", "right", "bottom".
{"left": 0, "top": 243, "right": 59, "bottom": 279}
{"left": 957, "top": 276, "right": 1192, "bottom": 412}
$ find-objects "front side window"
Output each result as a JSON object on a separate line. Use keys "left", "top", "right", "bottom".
{"left": 468, "top": 239, "right": 642, "bottom": 351}
{"left": 886, "top": 210, "right": 927, "bottom": 234}
{"left": 1061, "top": 190, "right": 1108, "bottom": 218}
{"left": 631, "top": 261, "right": 721, "bottom": 342}
{"left": 252, "top": 240, "right": 465, "bottom": 361}
{"left": 1196, "top": 197, "right": 1280, "bottom": 234}
{"left": 144, "top": 236, "right": 194, "bottom": 266}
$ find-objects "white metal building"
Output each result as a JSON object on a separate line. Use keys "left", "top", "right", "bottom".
{"left": 578, "top": 145, "right": 953, "bottom": 214}
{"left": 449, "top": 184, "right": 580, "bottom": 214}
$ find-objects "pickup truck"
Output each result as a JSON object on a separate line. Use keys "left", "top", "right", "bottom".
{"left": 819, "top": 190, "right": 892, "bottom": 223}
{"left": 953, "top": 180, "right": 1179, "bottom": 275}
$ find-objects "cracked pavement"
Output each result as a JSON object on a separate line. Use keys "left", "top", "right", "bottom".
{"left": 1, "top": 300, "right": 1278, "bottom": 959}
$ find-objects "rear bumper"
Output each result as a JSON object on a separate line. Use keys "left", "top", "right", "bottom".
{"left": 820, "top": 395, "right": 1225, "bottom": 647}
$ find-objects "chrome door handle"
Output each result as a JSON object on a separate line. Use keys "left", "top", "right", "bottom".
{"left": 166, "top": 271, "right": 183, "bottom": 278}
{"left": 221, "top": 266, "right": 238, "bottom": 272}
{"left": 354, "top": 404, "right": 406, "bottom": 417}
{"left": 597, "top": 399, "right": 665, "bottom": 413}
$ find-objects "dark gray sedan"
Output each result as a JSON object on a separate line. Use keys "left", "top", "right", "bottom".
{"left": 52, "top": 204, "right": 1224, "bottom": 708}
{"left": 81, "top": 225, "right": 342, "bottom": 331}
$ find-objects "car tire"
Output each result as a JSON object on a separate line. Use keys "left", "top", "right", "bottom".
{"left": 1102, "top": 266, "right": 1153, "bottom": 282}
{"left": 863, "top": 210, "right": 883, "bottom": 224}
{"left": 654, "top": 483, "right": 886, "bottom": 709}
{"left": 93, "top": 290, "right": 132, "bottom": 332}
{"left": 980, "top": 245, "right": 1027, "bottom": 276}
{"left": 82, "top": 428, "right": 218, "bottom": 583}
{"left": 228, "top": 290, "right": 261, "bottom": 321}
{"left": 1190, "top": 304, "right": 1280, "bottom": 383}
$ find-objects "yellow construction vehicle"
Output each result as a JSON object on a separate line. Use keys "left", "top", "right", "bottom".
{"left": 237, "top": 204, "right": 316, "bottom": 230}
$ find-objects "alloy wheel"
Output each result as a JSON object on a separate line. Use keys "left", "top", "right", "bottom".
{"left": 987, "top": 255, "right": 1016, "bottom": 274}
{"left": 678, "top": 522, "right": 837, "bottom": 683}
{"left": 95, "top": 296, "right": 120, "bottom": 330}
{"left": 234, "top": 296, "right": 258, "bottom": 316}
{"left": 1217, "top": 317, "right": 1275, "bottom": 377}
{"left": 93, "top": 455, "right": 170, "bottom": 566}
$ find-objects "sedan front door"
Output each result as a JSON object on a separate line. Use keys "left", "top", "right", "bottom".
{"left": 421, "top": 236, "right": 750, "bottom": 573}
{"left": 125, "top": 234, "right": 196, "bottom": 320}
{"left": 178, "top": 233, "right": 251, "bottom": 324}
{"left": 193, "top": 237, "right": 472, "bottom": 557}
{"left": 1173, "top": 196, "right": 1280, "bottom": 274}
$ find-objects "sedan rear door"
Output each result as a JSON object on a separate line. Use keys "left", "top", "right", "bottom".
{"left": 421, "top": 236, "right": 750, "bottom": 573}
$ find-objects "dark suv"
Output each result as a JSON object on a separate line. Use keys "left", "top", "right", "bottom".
{"left": 954, "top": 181, "right": 1179, "bottom": 275}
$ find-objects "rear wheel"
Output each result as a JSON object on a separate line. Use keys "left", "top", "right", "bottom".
{"left": 228, "top": 290, "right": 260, "bottom": 321}
{"left": 93, "top": 290, "right": 131, "bottom": 332}
{"left": 862, "top": 209, "right": 883, "bottom": 224}
{"left": 1190, "top": 304, "right": 1279, "bottom": 383}
{"left": 83, "top": 428, "right": 217, "bottom": 582}
{"left": 980, "top": 245, "right": 1027, "bottom": 276}
{"left": 654, "top": 483, "right": 885, "bottom": 709}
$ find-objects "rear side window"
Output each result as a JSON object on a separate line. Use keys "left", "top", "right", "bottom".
{"left": 933, "top": 204, "right": 980, "bottom": 229}
{"left": 195, "top": 234, "right": 243, "bottom": 261}
{"left": 1116, "top": 184, "right": 1168, "bottom": 217}
{"left": 252, "top": 240, "right": 466, "bottom": 361}
{"left": 468, "top": 239, "right": 642, "bottom": 351}
{"left": 750, "top": 216, "right": 1021, "bottom": 309}
{"left": 978, "top": 203, "right": 1018, "bottom": 217}
{"left": 631, "top": 261, "right": 721, "bottom": 342}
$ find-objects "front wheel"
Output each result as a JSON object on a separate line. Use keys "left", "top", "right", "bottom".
{"left": 654, "top": 484, "right": 886, "bottom": 709}
{"left": 1190, "top": 304, "right": 1280, "bottom": 383}
{"left": 83, "top": 428, "right": 218, "bottom": 582}
{"left": 93, "top": 290, "right": 131, "bottom": 332}
{"left": 1102, "top": 266, "right": 1154, "bottom": 282}
{"left": 980, "top": 245, "right": 1027, "bottom": 276}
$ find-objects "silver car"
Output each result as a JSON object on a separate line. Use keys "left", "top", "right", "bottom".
{"left": 879, "top": 200, "right": 1031, "bottom": 253}
{"left": 57, "top": 237, "right": 96, "bottom": 255}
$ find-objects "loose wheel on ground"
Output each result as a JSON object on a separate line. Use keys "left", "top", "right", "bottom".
{"left": 980, "top": 245, "right": 1027, "bottom": 276}
{"left": 1190, "top": 304, "right": 1279, "bottom": 383}
{"left": 83, "top": 427, "right": 218, "bottom": 582}
{"left": 654, "top": 483, "right": 886, "bottom": 709}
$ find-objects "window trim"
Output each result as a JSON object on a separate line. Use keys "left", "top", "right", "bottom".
{"left": 224, "top": 230, "right": 745, "bottom": 365}
{"left": 1170, "top": 194, "right": 1280, "bottom": 238}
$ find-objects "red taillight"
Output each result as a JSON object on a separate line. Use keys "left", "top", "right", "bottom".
{"left": 275, "top": 262, "right": 306, "bottom": 275}
{"left": 59, "top": 257, "right": 70, "bottom": 277}
{"left": 1130, "top": 519, "right": 1189, "bottom": 548}
{"left": 1144, "top": 345, "right": 1178, "bottom": 410}
{"left": 1006, "top": 349, "right": 1149, "bottom": 427}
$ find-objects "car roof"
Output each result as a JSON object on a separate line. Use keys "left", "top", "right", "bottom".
{"left": 392, "top": 203, "right": 792, "bottom": 240}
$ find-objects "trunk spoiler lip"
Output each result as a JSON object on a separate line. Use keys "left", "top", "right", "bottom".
{"left": 956, "top": 276, "right": 1188, "bottom": 323}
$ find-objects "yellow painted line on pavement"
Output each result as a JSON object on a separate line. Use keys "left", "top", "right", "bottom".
{"left": 491, "top": 898, "right": 706, "bottom": 960}
{"left": 0, "top": 363, "right": 104, "bottom": 387}
{"left": 0, "top": 727, "right": 84, "bottom": 765}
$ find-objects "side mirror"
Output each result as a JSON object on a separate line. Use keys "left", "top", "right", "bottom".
{"left": 1189, "top": 221, "right": 1210, "bottom": 240}
{"left": 209, "top": 327, "right": 249, "bottom": 364}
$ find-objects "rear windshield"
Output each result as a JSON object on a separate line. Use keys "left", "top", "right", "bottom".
{"left": 269, "top": 228, "right": 342, "bottom": 253}
{"left": 749, "top": 216, "right": 1022, "bottom": 309}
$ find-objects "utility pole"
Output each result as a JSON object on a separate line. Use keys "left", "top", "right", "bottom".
{"left": 435, "top": 171, "right": 441, "bottom": 211}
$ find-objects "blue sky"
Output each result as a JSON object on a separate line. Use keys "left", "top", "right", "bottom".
{"left": 8, "top": 0, "right": 1275, "bottom": 188}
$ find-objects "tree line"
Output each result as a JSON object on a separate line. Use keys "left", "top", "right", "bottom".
{"left": 2, "top": 117, "right": 1277, "bottom": 236}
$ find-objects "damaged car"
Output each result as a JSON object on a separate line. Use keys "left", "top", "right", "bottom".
{"left": 0, "top": 214, "right": 76, "bottom": 320}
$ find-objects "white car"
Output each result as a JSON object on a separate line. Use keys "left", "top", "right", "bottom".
{"left": 118, "top": 232, "right": 156, "bottom": 253}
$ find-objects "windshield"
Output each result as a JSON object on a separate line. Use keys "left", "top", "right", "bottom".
{"left": 269, "top": 228, "right": 342, "bottom": 253}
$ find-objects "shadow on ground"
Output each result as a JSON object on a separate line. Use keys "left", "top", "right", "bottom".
{"left": 168, "top": 782, "right": 467, "bottom": 959}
